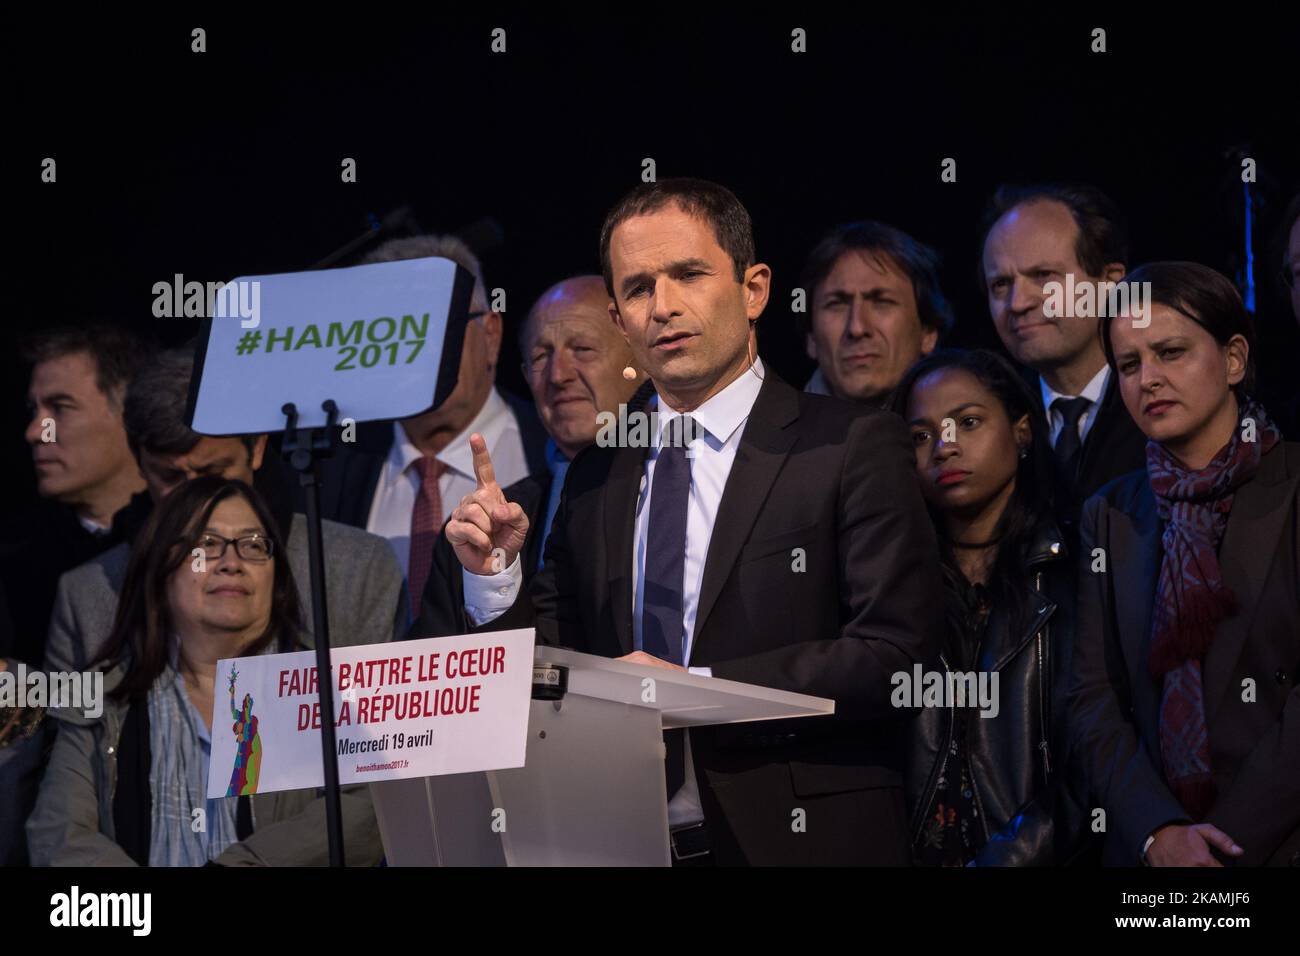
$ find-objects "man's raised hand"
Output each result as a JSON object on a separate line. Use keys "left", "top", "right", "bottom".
{"left": 444, "top": 433, "right": 530, "bottom": 575}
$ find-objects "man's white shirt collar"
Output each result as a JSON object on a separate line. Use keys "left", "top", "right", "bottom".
{"left": 656, "top": 358, "right": 765, "bottom": 447}
{"left": 1040, "top": 363, "right": 1110, "bottom": 411}
{"left": 76, "top": 513, "right": 109, "bottom": 536}
{"left": 386, "top": 387, "right": 513, "bottom": 484}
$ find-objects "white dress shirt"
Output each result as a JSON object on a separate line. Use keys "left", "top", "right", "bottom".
{"left": 365, "top": 387, "right": 530, "bottom": 581}
{"left": 464, "top": 359, "right": 768, "bottom": 830}
{"left": 803, "top": 366, "right": 832, "bottom": 396}
{"left": 76, "top": 513, "right": 109, "bottom": 536}
{"left": 1040, "top": 364, "right": 1110, "bottom": 451}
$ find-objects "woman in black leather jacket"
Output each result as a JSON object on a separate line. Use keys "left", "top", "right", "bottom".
{"left": 890, "top": 349, "right": 1089, "bottom": 865}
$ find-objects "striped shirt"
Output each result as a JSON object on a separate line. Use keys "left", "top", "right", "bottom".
{"left": 147, "top": 645, "right": 243, "bottom": 867}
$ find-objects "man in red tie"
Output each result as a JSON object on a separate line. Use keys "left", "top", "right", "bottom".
{"left": 311, "top": 234, "right": 549, "bottom": 606}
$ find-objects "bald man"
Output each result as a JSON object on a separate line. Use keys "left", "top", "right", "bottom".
{"left": 407, "top": 276, "right": 650, "bottom": 637}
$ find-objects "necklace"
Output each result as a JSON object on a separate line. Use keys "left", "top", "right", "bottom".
{"left": 949, "top": 537, "right": 1001, "bottom": 549}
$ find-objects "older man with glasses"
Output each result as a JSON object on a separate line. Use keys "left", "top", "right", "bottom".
{"left": 308, "top": 234, "right": 550, "bottom": 608}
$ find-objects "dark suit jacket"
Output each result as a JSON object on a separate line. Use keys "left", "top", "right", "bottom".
{"left": 308, "top": 389, "right": 549, "bottom": 528}
{"left": 408, "top": 473, "right": 552, "bottom": 638}
{"left": 486, "top": 373, "right": 946, "bottom": 865}
{"left": 1275, "top": 391, "right": 1300, "bottom": 443}
{"left": 1069, "top": 440, "right": 1300, "bottom": 866}
{"left": 1024, "top": 367, "right": 1148, "bottom": 540}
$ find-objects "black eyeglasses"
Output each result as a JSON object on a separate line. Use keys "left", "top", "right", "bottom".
{"left": 1282, "top": 266, "right": 1298, "bottom": 290}
{"left": 192, "top": 532, "right": 274, "bottom": 562}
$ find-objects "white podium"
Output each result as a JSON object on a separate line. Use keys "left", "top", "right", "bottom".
{"left": 370, "top": 645, "right": 833, "bottom": 866}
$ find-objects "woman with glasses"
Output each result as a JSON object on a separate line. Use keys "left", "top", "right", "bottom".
{"left": 1070, "top": 262, "right": 1300, "bottom": 866}
{"left": 27, "top": 476, "right": 383, "bottom": 866}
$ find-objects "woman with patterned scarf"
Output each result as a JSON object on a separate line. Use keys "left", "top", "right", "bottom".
{"left": 1070, "top": 261, "right": 1300, "bottom": 867}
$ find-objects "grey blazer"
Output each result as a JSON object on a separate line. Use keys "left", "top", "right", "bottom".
{"left": 28, "top": 514, "right": 408, "bottom": 867}
{"left": 43, "top": 513, "right": 409, "bottom": 674}
{"left": 26, "top": 651, "right": 387, "bottom": 867}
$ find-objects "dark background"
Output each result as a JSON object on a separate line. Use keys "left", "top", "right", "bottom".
{"left": 7, "top": 11, "right": 1298, "bottom": 525}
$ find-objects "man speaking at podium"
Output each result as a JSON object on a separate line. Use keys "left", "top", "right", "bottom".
{"left": 444, "top": 179, "right": 945, "bottom": 865}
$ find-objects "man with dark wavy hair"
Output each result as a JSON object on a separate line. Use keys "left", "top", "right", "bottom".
{"left": 799, "top": 221, "right": 952, "bottom": 405}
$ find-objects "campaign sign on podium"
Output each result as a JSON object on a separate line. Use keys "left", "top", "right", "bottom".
{"left": 186, "top": 256, "right": 474, "bottom": 435}
{"left": 206, "top": 629, "right": 535, "bottom": 799}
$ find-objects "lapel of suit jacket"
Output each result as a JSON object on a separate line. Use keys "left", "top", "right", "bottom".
{"left": 1112, "top": 480, "right": 1163, "bottom": 727}
{"left": 605, "top": 445, "right": 648, "bottom": 656}
{"left": 1205, "top": 443, "right": 1299, "bottom": 725}
{"left": 514, "top": 475, "right": 551, "bottom": 585}
{"left": 691, "top": 374, "right": 800, "bottom": 654}
{"left": 1077, "top": 369, "right": 1122, "bottom": 483}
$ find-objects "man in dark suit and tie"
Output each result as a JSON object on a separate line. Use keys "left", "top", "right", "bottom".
{"left": 980, "top": 184, "right": 1149, "bottom": 536}
{"left": 443, "top": 178, "right": 945, "bottom": 865}
{"left": 409, "top": 275, "right": 651, "bottom": 637}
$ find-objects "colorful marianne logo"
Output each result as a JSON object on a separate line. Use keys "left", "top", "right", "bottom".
{"left": 226, "top": 664, "right": 262, "bottom": 796}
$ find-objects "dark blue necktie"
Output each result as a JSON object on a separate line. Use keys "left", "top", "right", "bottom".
{"left": 1052, "top": 396, "right": 1092, "bottom": 480}
{"left": 641, "top": 416, "right": 694, "bottom": 799}
{"left": 641, "top": 416, "right": 693, "bottom": 667}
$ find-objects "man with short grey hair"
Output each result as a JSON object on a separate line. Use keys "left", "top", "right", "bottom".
{"left": 2, "top": 326, "right": 153, "bottom": 670}
{"left": 313, "top": 234, "right": 547, "bottom": 610}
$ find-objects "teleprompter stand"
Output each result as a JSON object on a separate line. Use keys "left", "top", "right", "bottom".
{"left": 280, "top": 398, "right": 345, "bottom": 867}
{"left": 183, "top": 254, "right": 478, "bottom": 869}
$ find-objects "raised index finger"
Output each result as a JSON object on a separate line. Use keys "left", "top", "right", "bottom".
{"left": 470, "top": 433, "right": 498, "bottom": 490}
